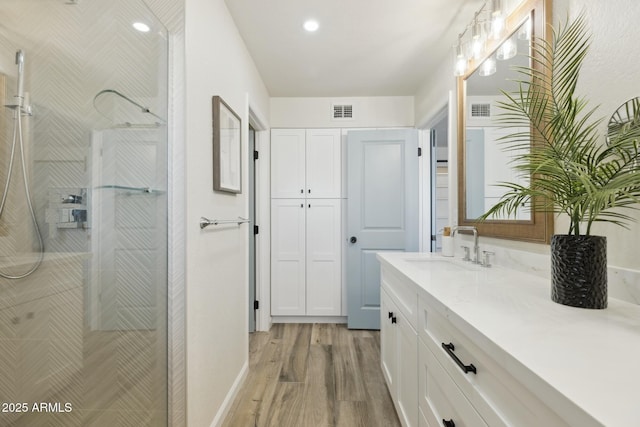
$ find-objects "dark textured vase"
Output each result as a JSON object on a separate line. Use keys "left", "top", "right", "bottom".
{"left": 551, "top": 235, "right": 607, "bottom": 309}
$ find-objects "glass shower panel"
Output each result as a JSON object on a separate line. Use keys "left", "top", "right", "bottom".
{"left": 0, "top": 0, "right": 168, "bottom": 426}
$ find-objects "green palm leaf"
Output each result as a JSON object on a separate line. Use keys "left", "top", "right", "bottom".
{"left": 480, "top": 14, "right": 640, "bottom": 235}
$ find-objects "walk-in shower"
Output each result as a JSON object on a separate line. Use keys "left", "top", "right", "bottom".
{"left": 0, "top": 1, "right": 169, "bottom": 426}
{"left": 0, "top": 50, "right": 44, "bottom": 279}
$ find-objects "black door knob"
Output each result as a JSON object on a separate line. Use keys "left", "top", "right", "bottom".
{"left": 350, "top": 236, "right": 357, "bottom": 244}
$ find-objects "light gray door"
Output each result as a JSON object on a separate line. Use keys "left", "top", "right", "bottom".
{"left": 347, "top": 129, "right": 419, "bottom": 330}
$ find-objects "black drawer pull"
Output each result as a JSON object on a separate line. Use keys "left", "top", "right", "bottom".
{"left": 442, "top": 419, "right": 455, "bottom": 427}
{"left": 391, "top": 316, "right": 397, "bottom": 324}
{"left": 442, "top": 342, "right": 476, "bottom": 375}
{"left": 388, "top": 311, "right": 394, "bottom": 319}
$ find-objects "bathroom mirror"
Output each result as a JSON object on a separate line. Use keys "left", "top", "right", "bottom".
{"left": 457, "top": 0, "right": 553, "bottom": 243}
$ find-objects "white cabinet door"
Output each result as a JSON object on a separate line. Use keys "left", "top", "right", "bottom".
{"left": 271, "top": 199, "right": 306, "bottom": 315}
{"left": 306, "top": 129, "right": 341, "bottom": 198}
{"left": 397, "top": 313, "right": 419, "bottom": 427}
{"left": 381, "top": 289, "right": 398, "bottom": 401}
{"left": 306, "top": 199, "right": 341, "bottom": 315}
{"left": 271, "top": 129, "right": 306, "bottom": 198}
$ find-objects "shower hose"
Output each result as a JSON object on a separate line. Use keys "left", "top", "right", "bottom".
{"left": 0, "top": 104, "right": 44, "bottom": 279}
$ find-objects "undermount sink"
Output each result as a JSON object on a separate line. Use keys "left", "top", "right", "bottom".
{"left": 403, "top": 257, "right": 479, "bottom": 271}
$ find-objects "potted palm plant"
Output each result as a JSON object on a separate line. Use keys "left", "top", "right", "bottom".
{"left": 480, "top": 15, "right": 640, "bottom": 309}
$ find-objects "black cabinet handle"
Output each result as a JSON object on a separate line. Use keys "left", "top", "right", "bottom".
{"left": 308, "top": 189, "right": 311, "bottom": 193}
{"left": 350, "top": 236, "right": 357, "bottom": 244}
{"left": 441, "top": 342, "right": 476, "bottom": 375}
{"left": 388, "top": 311, "right": 393, "bottom": 319}
{"left": 391, "top": 316, "right": 397, "bottom": 324}
{"left": 442, "top": 419, "right": 455, "bottom": 427}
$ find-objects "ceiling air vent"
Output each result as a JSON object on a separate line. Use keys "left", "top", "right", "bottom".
{"left": 470, "top": 103, "right": 491, "bottom": 118}
{"left": 332, "top": 104, "right": 354, "bottom": 120}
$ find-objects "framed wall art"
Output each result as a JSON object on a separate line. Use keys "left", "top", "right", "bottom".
{"left": 212, "top": 95, "right": 241, "bottom": 193}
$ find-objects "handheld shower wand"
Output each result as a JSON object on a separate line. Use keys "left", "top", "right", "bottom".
{"left": 15, "top": 50, "right": 24, "bottom": 107}
{"left": 0, "top": 48, "right": 44, "bottom": 279}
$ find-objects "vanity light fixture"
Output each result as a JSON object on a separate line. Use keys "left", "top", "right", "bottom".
{"left": 451, "top": 0, "right": 519, "bottom": 76}
{"left": 303, "top": 19, "right": 319, "bottom": 32}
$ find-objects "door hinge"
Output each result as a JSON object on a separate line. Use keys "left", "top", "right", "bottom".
{"left": 253, "top": 150, "right": 259, "bottom": 160}
{"left": 418, "top": 147, "right": 423, "bottom": 157}
{"left": 431, "top": 234, "right": 437, "bottom": 241}
{"left": 254, "top": 300, "right": 259, "bottom": 310}
{"left": 254, "top": 225, "right": 259, "bottom": 235}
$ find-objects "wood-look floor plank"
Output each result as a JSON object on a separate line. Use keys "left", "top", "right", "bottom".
{"left": 310, "top": 323, "right": 335, "bottom": 345}
{"left": 221, "top": 337, "right": 284, "bottom": 427}
{"left": 262, "top": 382, "right": 305, "bottom": 427}
{"left": 301, "top": 344, "right": 335, "bottom": 427}
{"left": 354, "top": 336, "right": 402, "bottom": 427}
{"left": 335, "top": 401, "right": 371, "bottom": 427}
{"left": 279, "top": 323, "right": 312, "bottom": 382}
{"left": 222, "top": 323, "right": 400, "bottom": 427}
{"left": 332, "top": 325, "right": 366, "bottom": 401}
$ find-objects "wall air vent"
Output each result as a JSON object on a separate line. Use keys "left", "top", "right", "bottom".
{"left": 332, "top": 104, "right": 354, "bottom": 120}
{"left": 470, "top": 103, "right": 491, "bottom": 118}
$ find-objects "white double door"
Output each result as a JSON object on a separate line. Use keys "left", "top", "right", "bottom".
{"left": 271, "top": 128, "right": 342, "bottom": 199}
{"left": 271, "top": 198, "right": 342, "bottom": 316}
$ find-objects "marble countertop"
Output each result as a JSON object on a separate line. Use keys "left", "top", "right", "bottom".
{"left": 377, "top": 251, "right": 640, "bottom": 427}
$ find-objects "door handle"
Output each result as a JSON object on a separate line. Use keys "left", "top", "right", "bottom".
{"left": 350, "top": 236, "right": 357, "bottom": 244}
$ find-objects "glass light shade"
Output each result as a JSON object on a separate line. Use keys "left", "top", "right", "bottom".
{"left": 518, "top": 17, "right": 532, "bottom": 40}
{"left": 497, "top": 37, "right": 517, "bottom": 60}
{"left": 453, "top": 42, "right": 468, "bottom": 76}
{"left": 479, "top": 56, "right": 497, "bottom": 76}
{"left": 470, "top": 19, "right": 487, "bottom": 59}
{"left": 490, "top": 15, "right": 505, "bottom": 39}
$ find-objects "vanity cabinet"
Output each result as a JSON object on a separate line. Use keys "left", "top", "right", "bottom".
{"left": 418, "top": 295, "right": 570, "bottom": 427}
{"left": 379, "top": 258, "right": 571, "bottom": 427}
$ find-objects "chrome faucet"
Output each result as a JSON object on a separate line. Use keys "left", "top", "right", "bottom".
{"left": 452, "top": 226, "right": 480, "bottom": 264}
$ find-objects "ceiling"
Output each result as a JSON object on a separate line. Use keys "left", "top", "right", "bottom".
{"left": 224, "top": 0, "right": 485, "bottom": 97}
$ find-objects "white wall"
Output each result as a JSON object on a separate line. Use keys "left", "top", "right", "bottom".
{"left": 271, "top": 96, "right": 414, "bottom": 128}
{"left": 184, "top": 0, "right": 270, "bottom": 426}
{"left": 415, "top": 0, "right": 640, "bottom": 275}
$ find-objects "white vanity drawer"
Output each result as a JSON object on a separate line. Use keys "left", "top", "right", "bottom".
{"left": 381, "top": 266, "right": 418, "bottom": 330}
{"left": 419, "top": 337, "right": 488, "bottom": 427}
{"left": 418, "top": 297, "right": 571, "bottom": 427}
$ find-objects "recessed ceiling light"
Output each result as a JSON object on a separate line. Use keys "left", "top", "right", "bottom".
{"left": 133, "top": 22, "right": 150, "bottom": 33}
{"left": 303, "top": 20, "right": 319, "bottom": 32}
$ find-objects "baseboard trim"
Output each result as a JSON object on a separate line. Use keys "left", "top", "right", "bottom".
{"left": 210, "top": 360, "right": 249, "bottom": 427}
{"left": 271, "top": 315, "right": 347, "bottom": 324}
